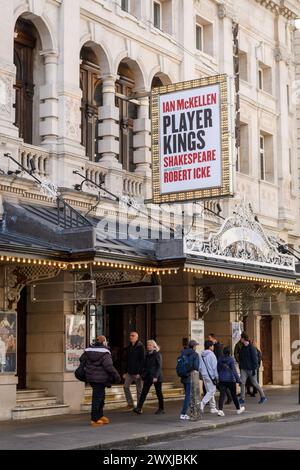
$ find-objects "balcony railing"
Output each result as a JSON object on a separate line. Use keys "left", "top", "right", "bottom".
{"left": 19, "top": 143, "right": 50, "bottom": 179}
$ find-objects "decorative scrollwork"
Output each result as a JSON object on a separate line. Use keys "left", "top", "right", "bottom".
{"left": 185, "top": 201, "right": 295, "bottom": 271}
{"left": 5, "top": 265, "right": 60, "bottom": 310}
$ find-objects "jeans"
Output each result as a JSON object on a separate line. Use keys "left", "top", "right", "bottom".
{"left": 181, "top": 381, "right": 191, "bottom": 415}
{"left": 201, "top": 377, "right": 217, "bottom": 410}
{"left": 90, "top": 382, "right": 106, "bottom": 422}
{"left": 218, "top": 382, "right": 240, "bottom": 410}
{"left": 240, "top": 369, "right": 265, "bottom": 400}
{"left": 137, "top": 380, "right": 164, "bottom": 410}
{"left": 123, "top": 373, "right": 143, "bottom": 406}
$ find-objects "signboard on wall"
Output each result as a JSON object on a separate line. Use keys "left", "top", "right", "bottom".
{"left": 151, "top": 74, "right": 233, "bottom": 203}
{"left": 231, "top": 321, "right": 243, "bottom": 354}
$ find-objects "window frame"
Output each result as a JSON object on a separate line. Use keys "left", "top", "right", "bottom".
{"left": 153, "top": 1, "right": 162, "bottom": 30}
{"left": 121, "top": 0, "right": 130, "bottom": 13}
{"left": 196, "top": 23, "right": 204, "bottom": 52}
{"left": 259, "top": 134, "right": 265, "bottom": 181}
{"left": 258, "top": 67, "right": 263, "bottom": 91}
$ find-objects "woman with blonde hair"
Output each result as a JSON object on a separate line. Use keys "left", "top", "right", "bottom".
{"left": 133, "top": 340, "right": 164, "bottom": 415}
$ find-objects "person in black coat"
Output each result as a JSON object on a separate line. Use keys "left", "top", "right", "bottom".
{"left": 133, "top": 340, "right": 164, "bottom": 415}
{"left": 122, "top": 332, "right": 146, "bottom": 410}
{"left": 80, "top": 335, "right": 121, "bottom": 426}
{"left": 239, "top": 334, "right": 266, "bottom": 404}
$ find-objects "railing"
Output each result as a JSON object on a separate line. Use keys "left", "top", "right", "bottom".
{"left": 84, "top": 161, "right": 144, "bottom": 199}
{"left": 19, "top": 143, "right": 50, "bottom": 179}
{"left": 85, "top": 163, "right": 107, "bottom": 191}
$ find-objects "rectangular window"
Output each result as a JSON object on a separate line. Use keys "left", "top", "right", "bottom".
{"left": 258, "top": 62, "right": 272, "bottom": 94}
{"left": 258, "top": 68, "right": 263, "bottom": 90}
{"left": 121, "top": 0, "right": 129, "bottom": 12}
{"left": 196, "top": 24, "right": 203, "bottom": 51}
{"left": 260, "top": 135, "right": 265, "bottom": 181}
{"left": 154, "top": 1, "right": 161, "bottom": 29}
{"left": 195, "top": 15, "right": 213, "bottom": 56}
{"left": 238, "top": 123, "right": 249, "bottom": 174}
{"left": 239, "top": 51, "right": 248, "bottom": 81}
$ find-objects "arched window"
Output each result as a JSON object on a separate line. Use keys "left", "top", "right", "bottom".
{"left": 14, "top": 19, "right": 37, "bottom": 144}
{"left": 80, "top": 46, "right": 102, "bottom": 161}
{"left": 116, "top": 62, "right": 138, "bottom": 172}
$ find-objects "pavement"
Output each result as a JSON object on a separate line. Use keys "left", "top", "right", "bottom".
{"left": 0, "top": 385, "right": 299, "bottom": 450}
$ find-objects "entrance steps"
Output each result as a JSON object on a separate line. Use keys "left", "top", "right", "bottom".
{"left": 81, "top": 382, "right": 184, "bottom": 411}
{"left": 12, "top": 389, "right": 70, "bottom": 420}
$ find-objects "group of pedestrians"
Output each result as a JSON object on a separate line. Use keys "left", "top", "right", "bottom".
{"left": 78, "top": 330, "right": 266, "bottom": 426}
{"left": 79, "top": 332, "right": 164, "bottom": 426}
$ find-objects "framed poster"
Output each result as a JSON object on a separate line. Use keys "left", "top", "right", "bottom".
{"left": 0, "top": 311, "right": 17, "bottom": 373}
{"left": 151, "top": 74, "right": 233, "bottom": 203}
{"left": 65, "top": 314, "right": 86, "bottom": 371}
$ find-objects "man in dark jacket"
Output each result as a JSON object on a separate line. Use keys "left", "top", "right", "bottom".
{"left": 208, "top": 334, "right": 223, "bottom": 359}
{"left": 122, "top": 332, "right": 146, "bottom": 410}
{"left": 80, "top": 335, "right": 120, "bottom": 426}
{"left": 239, "top": 334, "right": 266, "bottom": 405}
{"left": 179, "top": 340, "right": 200, "bottom": 420}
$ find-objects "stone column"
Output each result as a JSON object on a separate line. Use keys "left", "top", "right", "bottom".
{"left": 57, "top": 0, "right": 84, "bottom": 157}
{"left": 98, "top": 74, "right": 121, "bottom": 168}
{"left": 39, "top": 51, "right": 59, "bottom": 149}
{"left": 133, "top": 94, "right": 151, "bottom": 177}
{"left": 26, "top": 272, "right": 85, "bottom": 411}
{"left": 290, "top": 315, "right": 300, "bottom": 384}
{"left": 272, "top": 313, "right": 292, "bottom": 385}
{"left": 156, "top": 272, "right": 191, "bottom": 384}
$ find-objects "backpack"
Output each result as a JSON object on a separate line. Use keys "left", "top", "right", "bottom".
{"left": 74, "top": 360, "right": 86, "bottom": 382}
{"left": 176, "top": 353, "right": 194, "bottom": 378}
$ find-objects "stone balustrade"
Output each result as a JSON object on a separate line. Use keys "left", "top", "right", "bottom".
{"left": 19, "top": 144, "right": 50, "bottom": 179}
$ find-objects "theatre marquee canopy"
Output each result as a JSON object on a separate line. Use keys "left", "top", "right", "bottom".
{"left": 184, "top": 201, "right": 296, "bottom": 282}
{"left": 151, "top": 74, "right": 234, "bottom": 204}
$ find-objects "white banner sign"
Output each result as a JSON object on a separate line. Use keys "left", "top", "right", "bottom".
{"left": 159, "top": 84, "right": 222, "bottom": 195}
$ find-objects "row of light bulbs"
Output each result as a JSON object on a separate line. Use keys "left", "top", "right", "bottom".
{"left": 183, "top": 267, "right": 297, "bottom": 290}
{"left": 1, "top": 255, "right": 300, "bottom": 291}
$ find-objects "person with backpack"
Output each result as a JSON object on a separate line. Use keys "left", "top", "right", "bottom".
{"left": 199, "top": 340, "right": 219, "bottom": 414}
{"left": 217, "top": 346, "right": 245, "bottom": 417}
{"left": 176, "top": 340, "right": 200, "bottom": 420}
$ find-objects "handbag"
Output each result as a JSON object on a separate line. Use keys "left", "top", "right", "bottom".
{"left": 74, "top": 360, "right": 87, "bottom": 382}
{"left": 202, "top": 355, "right": 218, "bottom": 386}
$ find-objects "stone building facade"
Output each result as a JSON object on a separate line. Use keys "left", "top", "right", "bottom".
{"left": 0, "top": 0, "right": 300, "bottom": 420}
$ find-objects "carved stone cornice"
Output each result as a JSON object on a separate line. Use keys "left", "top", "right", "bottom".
{"left": 255, "top": 0, "right": 298, "bottom": 20}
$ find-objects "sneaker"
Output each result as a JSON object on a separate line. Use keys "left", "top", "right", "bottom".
{"left": 258, "top": 396, "right": 267, "bottom": 404}
{"left": 217, "top": 410, "right": 225, "bottom": 417}
{"left": 179, "top": 414, "right": 191, "bottom": 420}
{"left": 133, "top": 407, "right": 142, "bottom": 414}
{"left": 239, "top": 398, "right": 245, "bottom": 405}
{"left": 237, "top": 406, "right": 245, "bottom": 415}
{"left": 99, "top": 416, "right": 110, "bottom": 424}
{"left": 90, "top": 420, "right": 104, "bottom": 427}
{"left": 155, "top": 409, "right": 165, "bottom": 415}
{"left": 210, "top": 408, "right": 219, "bottom": 414}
